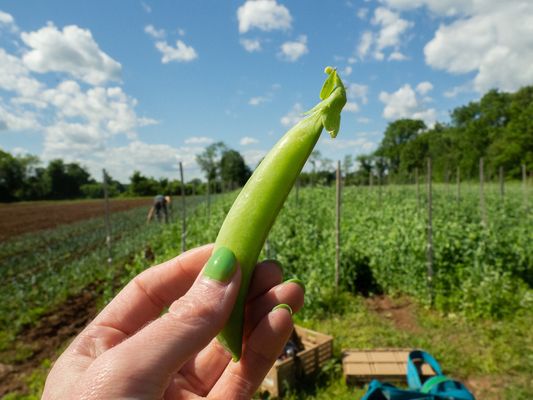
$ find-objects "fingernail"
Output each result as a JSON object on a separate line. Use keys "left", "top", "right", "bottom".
{"left": 264, "top": 259, "right": 282, "bottom": 270}
{"left": 284, "top": 278, "right": 305, "bottom": 294}
{"left": 203, "top": 247, "right": 237, "bottom": 282}
{"left": 272, "top": 303, "right": 293, "bottom": 315}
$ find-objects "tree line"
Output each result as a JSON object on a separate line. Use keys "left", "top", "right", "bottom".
{"left": 2, "top": 85, "right": 531, "bottom": 201}
{"left": 358, "top": 86, "right": 533, "bottom": 183}
{"left": 0, "top": 142, "right": 252, "bottom": 202}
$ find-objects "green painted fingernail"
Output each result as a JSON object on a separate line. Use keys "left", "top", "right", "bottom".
{"left": 272, "top": 303, "right": 293, "bottom": 315}
{"left": 203, "top": 247, "right": 237, "bottom": 282}
{"left": 285, "top": 278, "right": 305, "bottom": 293}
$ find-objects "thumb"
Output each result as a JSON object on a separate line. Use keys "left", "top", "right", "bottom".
{"left": 105, "top": 247, "right": 240, "bottom": 384}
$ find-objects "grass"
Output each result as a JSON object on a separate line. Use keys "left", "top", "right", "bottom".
{"left": 281, "top": 293, "right": 533, "bottom": 399}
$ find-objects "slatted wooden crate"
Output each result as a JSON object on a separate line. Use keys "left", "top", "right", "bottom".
{"left": 259, "top": 325, "right": 333, "bottom": 398}
{"left": 342, "top": 348, "right": 436, "bottom": 385}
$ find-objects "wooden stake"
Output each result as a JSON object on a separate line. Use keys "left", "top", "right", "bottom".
{"left": 102, "top": 169, "right": 112, "bottom": 265}
{"left": 456, "top": 166, "right": 461, "bottom": 205}
{"left": 480, "top": 158, "right": 487, "bottom": 226}
{"left": 426, "top": 158, "right": 434, "bottom": 305}
{"left": 499, "top": 166, "right": 504, "bottom": 203}
{"left": 179, "top": 162, "right": 186, "bottom": 253}
{"left": 415, "top": 167, "right": 420, "bottom": 212}
{"left": 335, "top": 160, "right": 341, "bottom": 293}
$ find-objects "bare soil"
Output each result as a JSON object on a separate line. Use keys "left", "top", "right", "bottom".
{"left": 0, "top": 198, "right": 152, "bottom": 240}
{"left": 0, "top": 282, "right": 102, "bottom": 397}
{"left": 365, "top": 295, "right": 421, "bottom": 333}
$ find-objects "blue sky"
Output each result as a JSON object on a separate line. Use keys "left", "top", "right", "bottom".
{"left": 1, "top": 0, "right": 532, "bottom": 181}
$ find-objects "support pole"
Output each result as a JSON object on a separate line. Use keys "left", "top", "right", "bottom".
{"left": 102, "top": 169, "right": 112, "bottom": 266}
{"left": 335, "top": 160, "right": 341, "bottom": 293}
{"left": 179, "top": 162, "right": 186, "bottom": 253}
{"left": 426, "top": 158, "right": 434, "bottom": 305}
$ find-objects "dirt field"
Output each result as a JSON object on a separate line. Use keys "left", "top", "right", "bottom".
{"left": 0, "top": 198, "right": 152, "bottom": 240}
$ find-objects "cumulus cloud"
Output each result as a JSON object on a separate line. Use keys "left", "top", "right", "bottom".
{"left": 249, "top": 96, "right": 268, "bottom": 106}
{"left": 184, "top": 136, "right": 214, "bottom": 145}
{"left": 240, "top": 38, "right": 262, "bottom": 52}
{"left": 357, "top": 7, "right": 412, "bottom": 61}
{"left": 280, "top": 103, "right": 304, "bottom": 127}
{"left": 347, "top": 83, "right": 369, "bottom": 104}
{"left": 240, "top": 136, "right": 259, "bottom": 146}
{"left": 320, "top": 137, "right": 377, "bottom": 153}
{"left": 0, "top": 10, "right": 17, "bottom": 32}
{"left": 144, "top": 24, "right": 165, "bottom": 39}
{"left": 21, "top": 23, "right": 122, "bottom": 85}
{"left": 416, "top": 81, "right": 433, "bottom": 95}
{"left": 423, "top": 1, "right": 533, "bottom": 92}
{"left": 344, "top": 102, "right": 360, "bottom": 113}
{"left": 0, "top": 48, "right": 43, "bottom": 98}
{"left": 0, "top": 100, "right": 40, "bottom": 131}
{"left": 155, "top": 40, "right": 198, "bottom": 63}
{"left": 279, "top": 35, "right": 308, "bottom": 62}
{"left": 379, "top": 83, "right": 437, "bottom": 126}
{"left": 237, "top": 0, "right": 292, "bottom": 33}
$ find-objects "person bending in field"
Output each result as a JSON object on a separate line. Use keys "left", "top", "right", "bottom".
{"left": 147, "top": 194, "right": 170, "bottom": 223}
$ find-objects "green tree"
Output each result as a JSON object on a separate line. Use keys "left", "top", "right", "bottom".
{"left": 220, "top": 149, "right": 251, "bottom": 188}
{"left": 0, "top": 149, "right": 25, "bottom": 201}
{"left": 376, "top": 119, "right": 426, "bottom": 176}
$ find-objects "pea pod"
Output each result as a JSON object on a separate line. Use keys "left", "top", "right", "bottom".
{"left": 215, "top": 67, "right": 346, "bottom": 360}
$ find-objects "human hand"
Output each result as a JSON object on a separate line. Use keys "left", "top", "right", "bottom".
{"left": 42, "top": 244, "right": 305, "bottom": 399}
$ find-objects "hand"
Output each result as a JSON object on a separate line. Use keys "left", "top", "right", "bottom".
{"left": 42, "top": 244, "right": 305, "bottom": 399}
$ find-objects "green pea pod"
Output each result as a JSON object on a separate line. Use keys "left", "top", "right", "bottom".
{"left": 215, "top": 67, "right": 346, "bottom": 360}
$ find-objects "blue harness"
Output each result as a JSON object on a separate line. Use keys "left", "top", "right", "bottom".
{"left": 361, "top": 350, "right": 475, "bottom": 400}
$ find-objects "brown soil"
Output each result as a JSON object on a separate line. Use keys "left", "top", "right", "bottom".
{"left": 366, "top": 295, "right": 421, "bottom": 333}
{"left": 0, "top": 198, "right": 152, "bottom": 240}
{"left": 0, "top": 282, "right": 102, "bottom": 397}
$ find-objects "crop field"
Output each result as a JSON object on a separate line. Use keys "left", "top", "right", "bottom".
{"left": 0, "top": 198, "right": 153, "bottom": 240}
{"left": 0, "top": 184, "right": 531, "bottom": 399}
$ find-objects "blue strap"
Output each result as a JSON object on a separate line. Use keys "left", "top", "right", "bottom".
{"left": 361, "top": 380, "right": 434, "bottom": 400}
{"left": 407, "top": 350, "right": 443, "bottom": 389}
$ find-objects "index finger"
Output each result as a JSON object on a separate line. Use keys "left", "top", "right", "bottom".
{"left": 90, "top": 244, "right": 214, "bottom": 336}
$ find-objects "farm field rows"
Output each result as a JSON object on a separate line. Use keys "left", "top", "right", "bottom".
{"left": 0, "top": 197, "right": 154, "bottom": 240}
{"left": 1, "top": 184, "right": 531, "bottom": 399}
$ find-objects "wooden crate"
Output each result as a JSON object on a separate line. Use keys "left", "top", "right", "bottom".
{"left": 342, "top": 348, "right": 436, "bottom": 385}
{"left": 259, "top": 325, "right": 333, "bottom": 398}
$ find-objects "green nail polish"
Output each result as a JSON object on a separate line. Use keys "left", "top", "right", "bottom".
{"left": 203, "top": 247, "right": 237, "bottom": 282}
{"left": 285, "top": 278, "right": 305, "bottom": 293}
{"left": 272, "top": 303, "right": 293, "bottom": 315}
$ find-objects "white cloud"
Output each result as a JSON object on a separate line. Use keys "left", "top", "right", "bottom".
{"left": 0, "top": 10, "right": 17, "bottom": 32}
{"left": 319, "top": 137, "right": 377, "bottom": 152}
{"left": 357, "top": 7, "right": 412, "bottom": 61}
{"left": 379, "top": 84, "right": 436, "bottom": 126}
{"left": 357, "top": 8, "right": 369, "bottom": 20}
{"left": 342, "top": 66, "right": 353, "bottom": 76}
{"left": 388, "top": 51, "right": 408, "bottom": 61}
{"left": 240, "top": 136, "right": 259, "bottom": 146}
{"left": 141, "top": 1, "right": 152, "bottom": 13}
{"left": 21, "top": 23, "right": 122, "bottom": 85}
{"left": 0, "top": 100, "right": 40, "bottom": 131}
{"left": 249, "top": 96, "right": 268, "bottom": 106}
{"left": 42, "top": 81, "right": 156, "bottom": 135}
{"left": 347, "top": 83, "right": 368, "bottom": 104}
{"left": 242, "top": 149, "right": 266, "bottom": 168}
{"left": 280, "top": 103, "right": 304, "bottom": 127}
{"left": 424, "top": 1, "right": 533, "bottom": 92}
{"left": 416, "top": 81, "right": 433, "bottom": 95}
{"left": 0, "top": 48, "right": 43, "bottom": 98}
{"left": 177, "top": 28, "right": 186, "bottom": 36}
{"left": 279, "top": 35, "right": 308, "bottom": 62}
{"left": 357, "top": 31, "right": 373, "bottom": 59}
{"left": 381, "top": 0, "right": 481, "bottom": 17}
{"left": 144, "top": 24, "right": 165, "bottom": 39}
{"left": 240, "top": 38, "right": 262, "bottom": 52}
{"left": 237, "top": 0, "right": 292, "bottom": 33}
{"left": 357, "top": 117, "right": 371, "bottom": 124}
{"left": 344, "top": 102, "right": 360, "bottom": 113}
{"left": 184, "top": 136, "right": 214, "bottom": 145}
{"left": 155, "top": 40, "right": 198, "bottom": 63}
